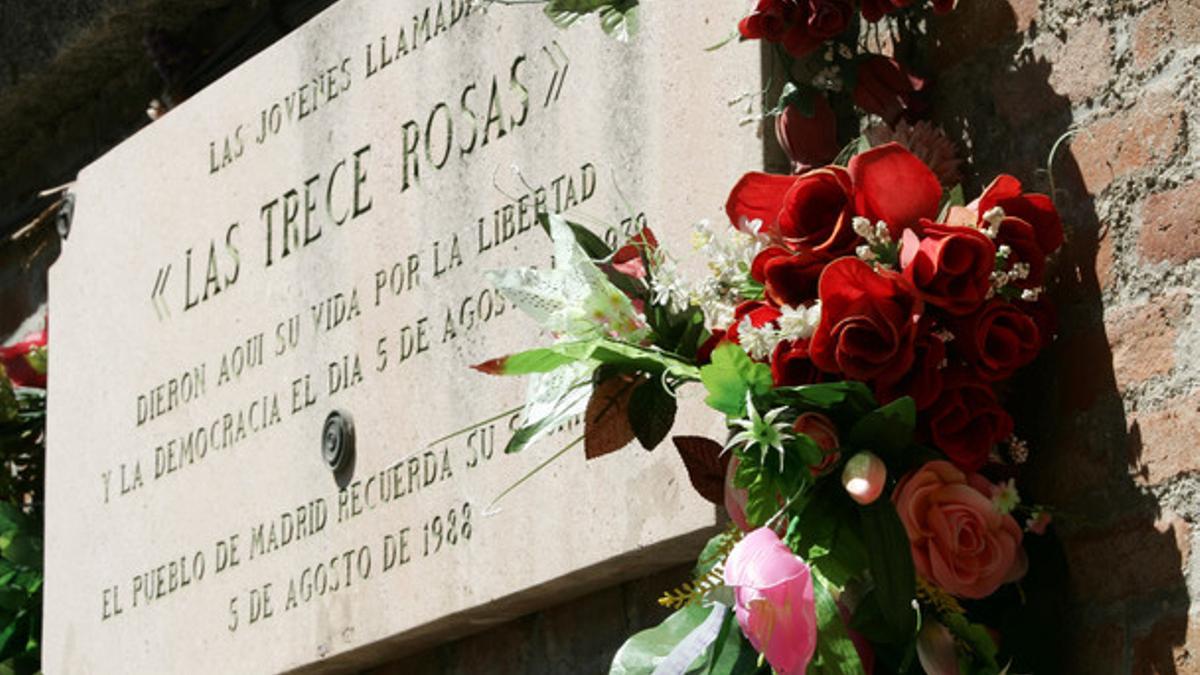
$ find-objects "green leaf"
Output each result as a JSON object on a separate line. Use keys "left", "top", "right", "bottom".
{"left": 810, "top": 572, "right": 867, "bottom": 675}
{"left": 942, "top": 613, "right": 1001, "bottom": 674}
{"left": 610, "top": 604, "right": 711, "bottom": 674}
{"left": 705, "top": 609, "right": 760, "bottom": 674}
{"left": 537, "top": 211, "right": 613, "bottom": 259}
{"left": 700, "top": 343, "right": 772, "bottom": 417}
{"left": 772, "top": 381, "right": 876, "bottom": 415}
{"left": 627, "top": 381, "right": 677, "bottom": 450}
{"left": 859, "top": 502, "right": 917, "bottom": 641}
{"left": 847, "top": 397, "right": 916, "bottom": 460}
{"left": 598, "top": 3, "right": 639, "bottom": 41}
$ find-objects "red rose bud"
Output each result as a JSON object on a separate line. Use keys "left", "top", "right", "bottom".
{"left": 775, "top": 95, "right": 840, "bottom": 173}
{"left": 974, "top": 175, "right": 1064, "bottom": 254}
{"left": 859, "top": 0, "right": 915, "bottom": 22}
{"left": 0, "top": 328, "right": 48, "bottom": 389}
{"left": 852, "top": 55, "right": 928, "bottom": 124}
{"left": 842, "top": 452, "right": 887, "bottom": 504}
{"left": 927, "top": 374, "right": 1013, "bottom": 471}
{"left": 900, "top": 222, "right": 995, "bottom": 316}
{"left": 778, "top": 167, "right": 859, "bottom": 257}
{"left": 848, "top": 143, "right": 942, "bottom": 237}
{"left": 795, "top": 412, "right": 841, "bottom": 474}
{"left": 995, "top": 217, "right": 1047, "bottom": 289}
{"left": 780, "top": 0, "right": 854, "bottom": 56}
{"left": 875, "top": 328, "right": 946, "bottom": 410}
{"left": 771, "top": 339, "right": 822, "bottom": 387}
{"left": 931, "top": 0, "right": 958, "bottom": 15}
{"left": 738, "top": 0, "right": 793, "bottom": 41}
{"left": 696, "top": 329, "right": 726, "bottom": 365}
{"left": 607, "top": 227, "right": 659, "bottom": 280}
{"left": 752, "top": 247, "right": 826, "bottom": 307}
{"left": 955, "top": 300, "right": 1041, "bottom": 381}
{"left": 809, "top": 258, "right": 923, "bottom": 382}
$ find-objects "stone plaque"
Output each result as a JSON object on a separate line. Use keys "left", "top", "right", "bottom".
{"left": 45, "top": 1, "right": 760, "bottom": 672}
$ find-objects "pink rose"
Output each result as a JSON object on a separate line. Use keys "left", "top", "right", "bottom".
{"left": 893, "top": 461, "right": 1026, "bottom": 599}
{"left": 724, "top": 528, "right": 818, "bottom": 675}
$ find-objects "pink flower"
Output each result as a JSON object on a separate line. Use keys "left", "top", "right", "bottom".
{"left": 724, "top": 528, "right": 818, "bottom": 675}
{"left": 893, "top": 461, "right": 1026, "bottom": 599}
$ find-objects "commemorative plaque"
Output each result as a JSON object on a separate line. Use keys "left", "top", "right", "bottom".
{"left": 45, "top": 1, "right": 761, "bottom": 671}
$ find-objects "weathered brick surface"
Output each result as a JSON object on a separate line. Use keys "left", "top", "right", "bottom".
{"left": 1105, "top": 292, "right": 1189, "bottom": 392}
{"left": 1129, "top": 393, "right": 1200, "bottom": 485}
{"left": 1132, "top": 612, "right": 1200, "bottom": 675}
{"left": 1132, "top": 0, "right": 1200, "bottom": 71}
{"left": 1071, "top": 93, "right": 1185, "bottom": 195}
{"left": 1141, "top": 182, "right": 1200, "bottom": 264}
{"left": 1063, "top": 513, "right": 1190, "bottom": 603}
{"left": 1046, "top": 19, "right": 1115, "bottom": 103}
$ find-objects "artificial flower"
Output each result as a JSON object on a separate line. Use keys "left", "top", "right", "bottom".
{"left": 852, "top": 55, "right": 927, "bottom": 123}
{"left": 809, "top": 257, "right": 923, "bottom": 382}
{"left": 0, "top": 326, "right": 47, "bottom": 389}
{"left": 724, "top": 527, "right": 818, "bottom": 674}
{"left": 894, "top": 461, "right": 1026, "bottom": 599}
{"left": 900, "top": 221, "right": 996, "bottom": 316}
{"left": 926, "top": 373, "right": 1013, "bottom": 471}
{"left": 775, "top": 95, "right": 840, "bottom": 173}
{"left": 954, "top": 299, "right": 1041, "bottom": 381}
{"left": 842, "top": 451, "right": 887, "bottom": 504}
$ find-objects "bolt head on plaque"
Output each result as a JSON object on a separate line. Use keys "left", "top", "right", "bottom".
{"left": 321, "top": 410, "right": 354, "bottom": 472}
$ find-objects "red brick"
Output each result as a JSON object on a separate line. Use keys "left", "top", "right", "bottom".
{"left": 1128, "top": 392, "right": 1200, "bottom": 485}
{"left": 1141, "top": 182, "right": 1200, "bottom": 263}
{"left": 1132, "top": 612, "right": 1200, "bottom": 675}
{"left": 1105, "top": 292, "right": 1188, "bottom": 391}
{"left": 1133, "top": 0, "right": 1200, "bottom": 71}
{"left": 1047, "top": 20, "right": 1115, "bottom": 102}
{"left": 1095, "top": 229, "right": 1116, "bottom": 290}
{"left": 1072, "top": 94, "right": 1185, "bottom": 195}
{"left": 1064, "top": 513, "right": 1190, "bottom": 602}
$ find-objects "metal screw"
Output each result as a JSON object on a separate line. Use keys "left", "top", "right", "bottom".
{"left": 322, "top": 410, "right": 354, "bottom": 472}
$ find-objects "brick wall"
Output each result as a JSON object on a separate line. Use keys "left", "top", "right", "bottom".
{"left": 929, "top": 1, "right": 1200, "bottom": 672}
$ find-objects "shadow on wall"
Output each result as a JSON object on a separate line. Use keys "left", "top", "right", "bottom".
{"left": 909, "top": 3, "right": 1191, "bottom": 673}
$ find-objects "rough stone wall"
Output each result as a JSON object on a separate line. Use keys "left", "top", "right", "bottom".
{"left": 928, "top": 1, "right": 1200, "bottom": 672}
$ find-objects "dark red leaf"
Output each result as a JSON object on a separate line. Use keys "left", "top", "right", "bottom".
{"left": 672, "top": 436, "right": 730, "bottom": 505}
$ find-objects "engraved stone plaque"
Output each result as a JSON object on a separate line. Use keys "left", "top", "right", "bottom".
{"left": 45, "top": 1, "right": 761, "bottom": 671}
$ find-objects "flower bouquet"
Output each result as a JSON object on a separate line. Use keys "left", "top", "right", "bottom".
{"left": 473, "top": 140, "right": 1061, "bottom": 674}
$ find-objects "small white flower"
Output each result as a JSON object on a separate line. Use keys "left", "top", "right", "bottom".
{"left": 992, "top": 479, "right": 1020, "bottom": 515}
{"left": 1021, "top": 287, "right": 1043, "bottom": 302}
{"left": 856, "top": 245, "right": 877, "bottom": 262}
{"left": 981, "top": 206, "right": 1005, "bottom": 238}
{"left": 738, "top": 317, "right": 779, "bottom": 360}
{"left": 778, "top": 303, "right": 821, "bottom": 341}
{"left": 852, "top": 216, "right": 874, "bottom": 239}
{"left": 1007, "top": 435, "right": 1030, "bottom": 464}
{"left": 838, "top": 44, "right": 854, "bottom": 60}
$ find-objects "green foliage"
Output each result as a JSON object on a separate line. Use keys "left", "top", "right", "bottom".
{"left": 785, "top": 481, "right": 868, "bottom": 589}
{"left": 846, "top": 397, "right": 916, "bottom": 462}
{"left": 628, "top": 380, "right": 676, "bottom": 450}
{"left": 943, "top": 613, "right": 1002, "bottom": 674}
{"left": 700, "top": 343, "right": 773, "bottom": 417}
{"left": 0, "top": 379, "right": 44, "bottom": 674}
{"left": 859, "top": 502, "right": 918, "bottom": 642}
{"left": 809, "top": 572, "right": 867, "bottom": 675}
{"left": 543, "top": 0, "right": 639, "bottom": 41}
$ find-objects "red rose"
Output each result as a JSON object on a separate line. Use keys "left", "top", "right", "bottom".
{"left": 1, "top": 327, "right": 47, "bottom": 389}
{"left": 752, "top": 247, "right": 826, "bottom": 307}
{"left": 775, "top": 95, "right": 840, "bottom": 173}
{"left": 974, "top": 175, "right": 1063, "bottom": 254}
{"left": 931, "top": 0, "right": 958, "bottom": 13}
{"left": 726, "top": 144, "right": 941, "bottom": 253}
{"left": 852, "top": 55, "right": 928, "bottom": 124}
{"left": 994, "top": 216, "right": 1046, "bottom": 289}
{"left": 696, "top": 330, "right": 726, "bottom": 365}
{"left": 927, "top": 374, "right": 1013, "bottom": 471}
{"left": 859, "top": 0, "right": 915, "bottom": 22}
{"left": 848, "top": 143, "right": 942, "bottom": 237}
{"left": 806, "top": 0, "right": 853, "bottom": 38}
{"left": 876, "top": 328, "right": 946, "bottom": 410}
{"left": 772, "top": 339, "right": 822, "bottom": 386}
{"left": 809, "top": 258, "right": 923, "bottom": 381}
{"left": 955, "top": 299, "right": 1040, "bottom": 381}
{"left": 899, "top": 222, "right": 995, "bottom": 315}
{"left": 738, "top": 0, "right": 792, "bottom": 41}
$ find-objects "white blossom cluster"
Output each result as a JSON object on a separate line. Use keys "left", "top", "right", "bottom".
{"left": 737, "top": 303, "right": 823, "bottom": 360}
{"left": 684, "top": 219, "right": 769, "bottom": 327}
{"left": 853, "top": 216, "right": 894, "bottom": 264}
